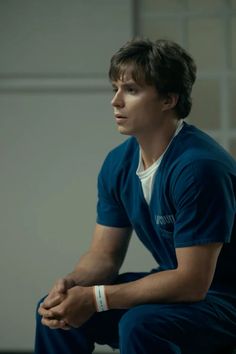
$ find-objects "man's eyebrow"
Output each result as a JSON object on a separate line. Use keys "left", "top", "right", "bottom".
{"left": 111, "top": 81, "right": 140, "bottom": 88}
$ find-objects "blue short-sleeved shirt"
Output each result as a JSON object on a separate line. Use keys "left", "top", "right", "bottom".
{"left": 97, "top": 123, "right": 236, "bottom": 298}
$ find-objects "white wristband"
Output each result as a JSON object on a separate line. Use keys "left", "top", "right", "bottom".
{"left": 93, "top": 285, "right": 109, "bottom": 312}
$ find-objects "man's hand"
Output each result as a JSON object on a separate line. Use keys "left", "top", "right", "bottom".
{"left": 39, "top": 286, "right": 96, "bottom": 329}
{"left": 41, "top": 277, "right": 76, "bottom": 310}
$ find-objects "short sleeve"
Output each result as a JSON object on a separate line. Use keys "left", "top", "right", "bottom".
{"left": 172, "top": 160, "right": 235, "bottom": 247}
{"left": 96, "top": 157, "right": 132, "bottom": 228}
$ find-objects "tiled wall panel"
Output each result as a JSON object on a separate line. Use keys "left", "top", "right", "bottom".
{"left": 137, "top": 0, "right": 236, "bottom": 156}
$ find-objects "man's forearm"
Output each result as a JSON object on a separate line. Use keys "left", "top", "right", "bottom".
{"left": 66, "top": 250, "right": 120, "bottom": 287}
{"left": 104, "top": 243, "right": 220, "bottom": 308}
{"left": 105, "top": 269, "right": 206, "bottom": 309}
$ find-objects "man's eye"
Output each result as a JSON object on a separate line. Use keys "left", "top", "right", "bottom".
{"left": 127, "top": 86, "right": 137, "bottom": 93}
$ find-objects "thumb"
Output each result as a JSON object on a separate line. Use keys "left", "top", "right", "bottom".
{"left": 42, "top": 292, "right": 66, "bottom": 309}
{"left": 55, "top": 278, "right": 68, "bottom": 293}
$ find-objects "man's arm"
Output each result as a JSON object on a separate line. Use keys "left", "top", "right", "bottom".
{"left": 106, "top": 242, "right": 223, "bottom": 308}
{"left": 40, "top": 240, "right": 222, "bottom": 329}
{"left": 39, "top": 224, "right": 131, "bottom": 329}
{"left": 41, "top": 223, "right": 132, "bottom": 310}
{"left": 67, "top": 223, "right": 132, "bottom": 286}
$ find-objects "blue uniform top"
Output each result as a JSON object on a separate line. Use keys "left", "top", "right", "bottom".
{"left": 97, "top": 122, "right": 236, "bottom": 298}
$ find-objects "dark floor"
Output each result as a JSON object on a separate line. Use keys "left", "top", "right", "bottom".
{"left": 0, "top": 352, "right": 117, "bottom": 354}
{"left": 0, "top": 352, "right": 116, "bottom": 354}
{"left": 0, "top": 352, "right": 115, "bottom": 354}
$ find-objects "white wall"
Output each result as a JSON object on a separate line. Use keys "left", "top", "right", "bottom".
{"left": 0, "top": 1, "right": 155, "bottom": 351}
{"left": 137, "top": 0, "right": 236, "bottom": 153}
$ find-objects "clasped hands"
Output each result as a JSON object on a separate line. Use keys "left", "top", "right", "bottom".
{"left": 38, "top": 278, "right": 96, "bottom": 330}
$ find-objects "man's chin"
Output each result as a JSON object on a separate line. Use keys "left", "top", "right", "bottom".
{"left": 117, "top": 127, "right": 134, "bottom": 136}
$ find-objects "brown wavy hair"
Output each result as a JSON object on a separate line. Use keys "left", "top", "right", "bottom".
{"left": 109, "top": 38, "right": 197, "bottom": 119}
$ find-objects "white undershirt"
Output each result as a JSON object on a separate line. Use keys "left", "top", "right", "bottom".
{"left": 136, "top": 120, "right": 184, "bottom": 204}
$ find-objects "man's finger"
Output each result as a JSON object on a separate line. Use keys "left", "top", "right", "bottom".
{"left": 41, "top": 316, "right": 71, "bottom": 330}
{"left": 60, "top": 320, "right": 71, "bottom": 330}
{"left": 38, "top": 305, "right": 54, "bottom": 318}
{"left": 42, "top": 293, "right": 65, "bottom": 309}
{"left": 41, "top": 317, "right": 62, "bottom": 329}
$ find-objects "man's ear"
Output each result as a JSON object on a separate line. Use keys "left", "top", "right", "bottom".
{"left": 161, "top": 93, "right": 179, "bottom": 112}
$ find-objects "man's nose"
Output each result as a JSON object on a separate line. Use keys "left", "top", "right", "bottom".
{"left": 111, "top": 91, "right": 124, "bottom": 107}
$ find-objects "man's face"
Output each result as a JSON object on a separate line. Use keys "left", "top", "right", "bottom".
{"left": 111, "top": 71, "right": 166, "bottom": 137}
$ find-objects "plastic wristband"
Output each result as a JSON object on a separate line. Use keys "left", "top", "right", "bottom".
{"left": 93, "top": 285, "right": 109, "bottom": 312}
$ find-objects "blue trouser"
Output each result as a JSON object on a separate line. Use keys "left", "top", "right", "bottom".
{"left": 35, "top": 272, "right": 236, "bottom": 354}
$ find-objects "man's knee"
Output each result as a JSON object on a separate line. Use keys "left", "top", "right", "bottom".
{"left": 35, "top": 296, "right": 47, "bottom": 323}
{"left": 118, "top": 305, "right": 182, "bottom": 353}
{"left": 119, "top": 305, "right": 160, "bottom": 338}
{"left": 118, "top": 304, "right": 183, "bottom": 341}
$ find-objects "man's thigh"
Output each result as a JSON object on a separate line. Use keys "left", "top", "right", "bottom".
{"left": 118, "top": 296, "right": 236, "bottom": 354}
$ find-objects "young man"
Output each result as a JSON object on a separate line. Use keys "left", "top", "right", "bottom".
{"left": 35, "top": 39, "right": 236, "bottom": 354}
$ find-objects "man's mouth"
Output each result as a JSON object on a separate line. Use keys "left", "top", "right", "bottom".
{"left": 115, "top": 114, "right": 126, "bottom": 119}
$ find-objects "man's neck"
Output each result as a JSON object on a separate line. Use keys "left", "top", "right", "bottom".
{"left": 138, "top": 118, "right": 180, "bottom": 170}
